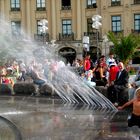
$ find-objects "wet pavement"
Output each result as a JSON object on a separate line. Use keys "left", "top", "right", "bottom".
{"left": 0, "top": 96, "right": 139, "bottom": 140}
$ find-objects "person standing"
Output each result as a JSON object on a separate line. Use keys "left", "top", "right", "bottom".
{"left": 83, "top": 54, "right": 91, "bottom": 72}
{"left": 19, "top": 61, "right": 26, "bottom": 81}
{"left": 106, "top": 52, "right": 116, "bottom": 67}
{"left": 118, "top": 88, "right": 140, "bottom": 128}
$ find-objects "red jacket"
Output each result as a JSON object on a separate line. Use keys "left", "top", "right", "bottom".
{"left": 84, "top": 59, "right": 91, "bottom": 71}
{"left": 109, "top": 66, "right": 119, "bottom": 82}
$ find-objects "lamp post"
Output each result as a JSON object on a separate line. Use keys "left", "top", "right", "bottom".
{"left": 102, "top": 35, "right": 109, "bottom": 57}
{"left": 92, "top": 15, "right": 102, "bottom": 60}
{"left": 39, "top": 19, "right": 48, "bottom": 45}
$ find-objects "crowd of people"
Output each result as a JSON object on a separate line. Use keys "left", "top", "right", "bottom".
{"left": 77, "top": 52, "right": 140, "bottom": 128}
{"left": 0, "top": 53, "right": 139, "bottom": 102}
{"left": 74, "top": 53, "right": 140, "bottom": 106}
{"left": 0, "top": 58, "right": 66, "bottom": 95}
{"left": 0, "top": 52, "right": 140, "bottom": 127}
{"left": 0, "top": 53, "right": 139, "bottom": 98}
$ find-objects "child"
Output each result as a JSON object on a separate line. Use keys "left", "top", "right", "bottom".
{"left": 118, "top": 88, "right": 140, "bottom": 128}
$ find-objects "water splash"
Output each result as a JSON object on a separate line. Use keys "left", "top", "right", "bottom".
{"left": 0, "top": 19, "right": 117, "bottom": 111}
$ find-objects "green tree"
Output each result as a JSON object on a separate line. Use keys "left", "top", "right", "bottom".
{"left": 107, "top": 31, "right": 140, "bottom": 65}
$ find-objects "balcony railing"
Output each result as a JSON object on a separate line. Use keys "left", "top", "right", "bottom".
{"left": 61, "top": 6, "right": 71, "bottom": 10}
{"left": 11, "top": 33, "right": 22, "bottom": 40}
{"left": 11, "top": 8, "right": 20, "bottom": 11}
{"left": 134, "top": 0, "right": 140, "bottom": 4}
{"left": 131, "top": 29, "right": 140, "bottom": 34}
{"left": 84, "top": 32, "right": 99, "bottom": 40}
{"left": 84, "top": 32, "right": 97, "bottom": 36}
{"left": 111, "top": 30, "right": 124, "bottom": 37}
{"left": 83, "top": 32, "right": 100, "bottom": 45}
{"left": 111, "top": 1, "right": 121, "bottom": 6}
{"left": 36, "top": 7, "right": 46, "bottom": 11}
{"left": 59, "top": 33, "right": 74, "bottom": 41}
{"left": 87, "top": 4, "right": 97, "bottom": 9}
{"left": 34, "top": 33, "right": 49, "bottom": 43}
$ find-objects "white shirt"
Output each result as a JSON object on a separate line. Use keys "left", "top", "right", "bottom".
{"left": 118, "top": 71, "right": 122, "bottom": 79}
{"left": 106, "top": 58, "right": 116, "bottom": 67}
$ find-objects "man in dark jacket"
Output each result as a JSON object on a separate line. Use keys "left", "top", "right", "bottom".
{"left": 107, "top": 62, "right": 129, "bottom": 106}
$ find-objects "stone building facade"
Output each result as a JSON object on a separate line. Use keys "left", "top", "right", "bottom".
{"left": 0, "top": 0, "right": 140, "bottom": 63}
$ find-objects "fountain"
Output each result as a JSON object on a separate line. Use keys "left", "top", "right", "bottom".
{"left": 0, "top": 19, "right": 117, "bottom": 111}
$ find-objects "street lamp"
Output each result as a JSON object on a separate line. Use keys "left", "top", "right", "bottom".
{"left": 39, "top": 19, "right": 48, "bottom": 44}
{"left": 102, "top": 35, "right": 109, "bottom": 57}
{"left": 92, "top": 15, "right": 102, "bottom": 60}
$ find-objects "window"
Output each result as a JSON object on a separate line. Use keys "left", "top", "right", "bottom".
{"left": 36, "top": 0, "right": 46, "bottom": 11}
{"left": 134, "top": 14, "right": 140, "bottom": 31}
{"left": 111, "top": 0, "right": 121, "bottom": 6}
{"left": 111, "top": 16, "right": 121, "bottom": 32}
{"left": 11, "top": 0, "right": 20, "bottom": 11}
{"left": 11, "top": 21, "right": 21, "bottom": 37}
{"left": 87, "top": 18, "right": 93, "bottom": 33}
{"left": 35, "top": 20, "right": 49, "bottom": 42}
{"left": 62, "top": 19, "right": 72, "bottom": 35}
{"left": 87, "top": 0, "right": 97, "bottom": 8}
{"left": 134, "top": 0, "right": 140, "bottom": 4}
{"left": 61, "top": 0, "right": 71, "bottom": 10}
{"left": 37, "top": 20, "right": 42, "bottom": 34}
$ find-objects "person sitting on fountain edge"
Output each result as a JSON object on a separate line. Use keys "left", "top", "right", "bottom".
{"left": 118, "top": 87, "right": 140, "bottom": 128}
{"left": 107, "top": 62, "right": 129, "bottom": 106}
{"left": 28, "top": 65, "right": 46, "bottom": 96}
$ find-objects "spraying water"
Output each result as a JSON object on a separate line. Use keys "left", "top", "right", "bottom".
{"left": 0, "top": 19, "right": 117, "bottom": 111}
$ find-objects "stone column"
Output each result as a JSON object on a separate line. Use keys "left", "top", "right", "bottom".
{"left": 0, "top": 0, "right": 5, "bottom": 19}
{"left": 26, "top": 0, "right": 31, "bottom": 37}
{"left": 51, "top": 0, "right": 56, "bottom": 40}
{"left": 76, "top": 0, "right": 81, "bottom": 40}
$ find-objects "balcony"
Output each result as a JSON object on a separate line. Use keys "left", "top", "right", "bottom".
{"left": 34, "top": 33, "right": 49, "bottom": 43}
{"left": 131, "top": 29, "right": 140, "bottom": 34}
{"left": 61, "top": 6, "right": 71, "bottom": 10}
{"left": 87, "top": 3, "right": 97, "bottom": 9}
{"left": 111, "top": 1, "right": 121, "bottom": 6}
{"left": 59, "top": 33, "right": 74, "bottom": 41}
{"left": 36, "top": 7, "right": 46, "bottom": 11}
{"left": 11, "top": 8, "right": 20, "bottom": 11}
{"left": 84, "top": 32, "right": 99, "bottom": 39}
{"left": 83, "top": 32, "right": 100, "bottom": 45}
{"left": 11, "top": 33, "right": 22, "bottom": 40}
{"left": 111, "top": 30, "right": 124, "bottom": 37}
{"left": 134, "top": 0, "right": 140, "bottom": 4}
{"left": 84, "top": 32, "right": 97, "bottom": 36}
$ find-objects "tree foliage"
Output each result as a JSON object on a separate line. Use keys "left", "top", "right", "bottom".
{"left": 107, "top": 31, "right": 140, "bottom": 65}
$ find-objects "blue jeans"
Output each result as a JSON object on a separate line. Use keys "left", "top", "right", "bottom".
{"left": 33, "top": 79, "right": 45, "bottom": 88}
